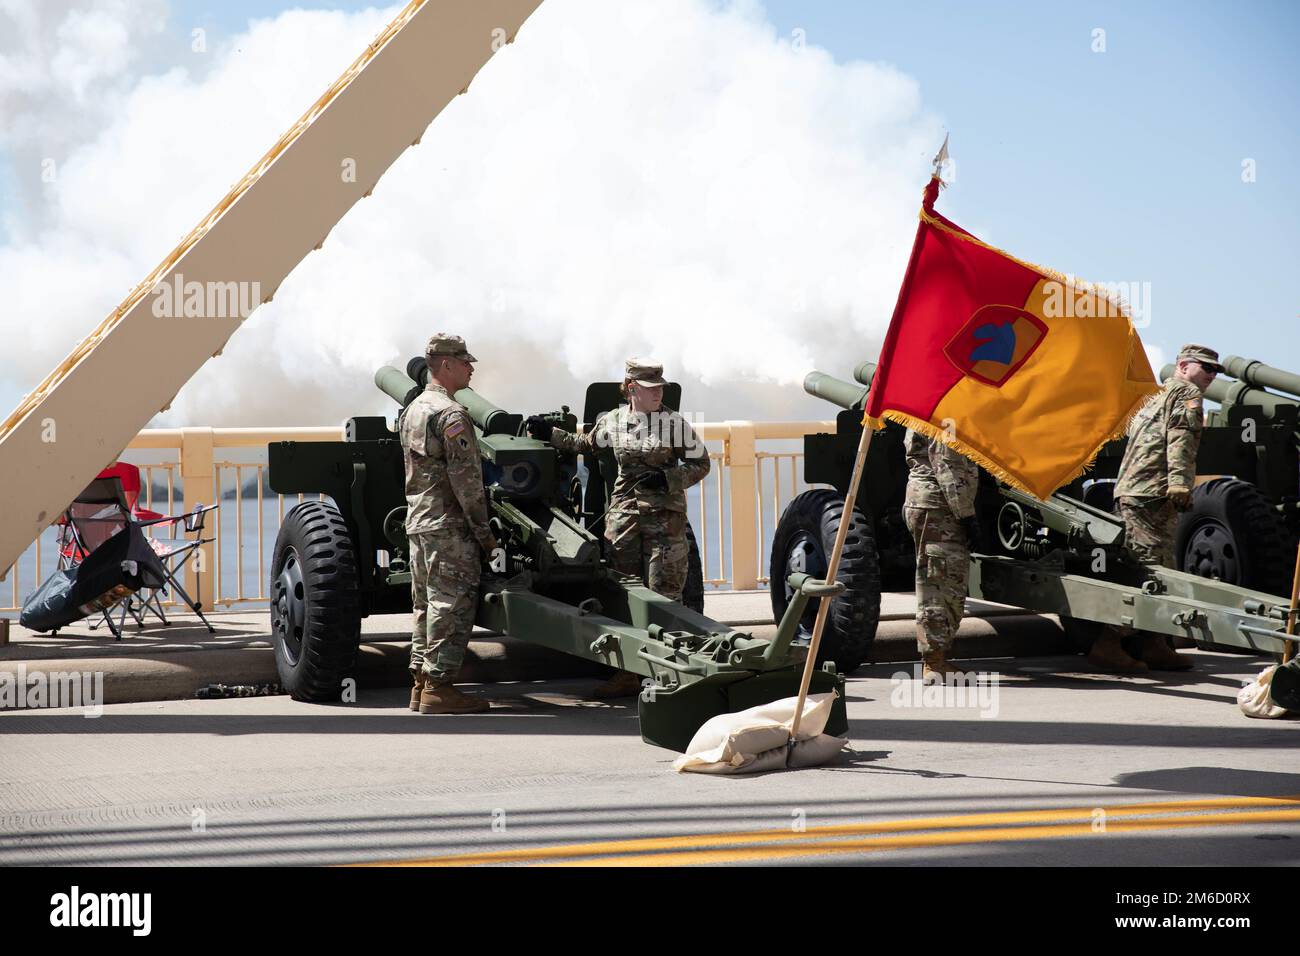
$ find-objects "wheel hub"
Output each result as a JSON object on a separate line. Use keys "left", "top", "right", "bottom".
{"left": 1184, "top": 520, "right": 1239, "bottom": 584}
{"left": 784, "top": 530, "right": 827, "bottom": 639}
{"left": 271, "top": 548, "right": 307, "bottom": 664}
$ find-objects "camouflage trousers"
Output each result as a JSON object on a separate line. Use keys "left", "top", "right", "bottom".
{"left": 1117, "top": 496, "right": 1178, "bottom": 567}
{"left": 903, "top": 505, "right": 970, "bottom": 654}
{"left": 605, "top": 508, "right": 688, "bottom": 602}
{"left": 408, "top": 530, "right": 480, "bottom": 682}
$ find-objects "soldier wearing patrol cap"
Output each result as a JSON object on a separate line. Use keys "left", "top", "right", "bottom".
{"left": 528, "top": 358, "right": 711, "bottom": 698}
{"left": 400, "top": 333, "right": 499, "bottom": 713}
{"left": 1091, "top": 343, "right": 1224, "bottom": 673}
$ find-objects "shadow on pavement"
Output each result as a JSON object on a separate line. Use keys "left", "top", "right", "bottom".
{"left": 859, "top": 652, "right": 1276, "bottom": 708}
{"left": 844, "top": 716, "right": 1297, "bottom": 750}
{"left": 1114, "top": 767, "right": 1300, "bottom": 799}
{"left": 11, "top": 785, "right": 1292, "bottom": 866}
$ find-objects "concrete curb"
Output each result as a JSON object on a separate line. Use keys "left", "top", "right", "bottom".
{"left": 0, "top": 613, "right": 1070, "bottom": 709}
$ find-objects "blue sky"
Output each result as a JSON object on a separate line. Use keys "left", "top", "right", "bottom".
{"left": 757, "top": 0, "right": 1300, "bottom": 375}
{"left": 2, "top": 0, "right": 1297, "bottom": 413}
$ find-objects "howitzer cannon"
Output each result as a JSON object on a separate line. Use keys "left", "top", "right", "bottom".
{"left": 1154, "top": 356, "right": 1300, "bottom": 597}
{"left": 792, "top": 356, "right": 1300, "bottom": 602}
{"left": 777, "top": 359, "right": 1299, "bottom": 704}
{"left": 765, "top": 367, "right": 905, "bottom": 672}
{"left": 267, "top": 360, "right": 848, "bottom": 750}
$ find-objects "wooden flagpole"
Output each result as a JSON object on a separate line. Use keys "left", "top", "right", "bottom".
{"left": 786, "top": 144, "right": 946, "bottom": 743}
{"left": 1284, "top": 543, "right": 1300, "bottom": 664}
{"left": 788, "top": 422, "right": 874, "bottom": 741}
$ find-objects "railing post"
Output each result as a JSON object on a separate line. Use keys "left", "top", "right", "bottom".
{"left": 181, "top": 427, "right": 215, "bottom": 606}
{"left": 725, "top": 421, "right": 758, "bottom": 590}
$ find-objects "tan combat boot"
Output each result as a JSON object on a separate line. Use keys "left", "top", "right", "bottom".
{"left": 1088, "top": 631, "right": 1148, "bottom": 673}
{"left": 921, "top": 649, "right": 964, "bottom": 683}
{"left": 409, "top": 671, "right": 425, "bottom": 711}
{"left": 418, "top": 679, "right": 490, "bottom": 715}
{"left": 591, "top": 670, "right": 644, "bottom": 699}
{"left": 1137, "top": 634, "right": 1194, "bottom": 671}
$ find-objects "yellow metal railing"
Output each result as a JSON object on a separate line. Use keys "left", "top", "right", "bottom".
{"left": 2, "top": 421, "right": 833, "bottom": 611}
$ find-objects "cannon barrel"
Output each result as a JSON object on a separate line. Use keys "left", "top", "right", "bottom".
{"left": 804, "top": 371, "right": 868, "bottom": 410}
{"left": 1223, "top": 356, "right": 1300, "bottom": 400}
{"left": 376, "top": 360, "right": 519, "bottom": 435}
{"left": 852, "top": 362, "right": 878, "bottom": 387}
{"left": 1161, "top": 363, "right": 1297, "bottom": 417}
{"left": 455, "top": 387, "right": 519, "bottom": 435}
{"left": 375, "top": 364, "right": 420, "bottom": 407}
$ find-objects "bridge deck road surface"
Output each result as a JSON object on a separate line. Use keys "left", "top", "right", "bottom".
{"left": 2, "top": 642, "right": 1298, "bottom": 867}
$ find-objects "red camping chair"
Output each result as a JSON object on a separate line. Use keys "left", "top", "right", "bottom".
{"left": 57, "top": 462, "right": 171, "bottom": 563}
{"left": 55, "top": 463, "right": 217, "bottom": 638}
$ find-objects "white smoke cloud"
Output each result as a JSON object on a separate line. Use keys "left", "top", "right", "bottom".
{"left": 0, "top": 0, "right": 172, "bottom": 235}
{"left": 0, "top": 0, "right": 942, "bottom": 426}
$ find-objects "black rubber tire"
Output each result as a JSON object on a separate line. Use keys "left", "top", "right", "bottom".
{"left": 1175, "top": 478, "right": 1291, "bottom": 597}
{"left": 269, "top": 500, "right": 362, "bottom": 702}
{"left": 769, "top": 489, "right": 881, "bottom": 673}
{"left": 683, "top": 522, "right": 705, "bottom": 614}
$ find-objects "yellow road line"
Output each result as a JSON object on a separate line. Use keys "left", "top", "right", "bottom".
{"left": 552, "top": 809, "right": 1300, "bottom": 867}
{"left": 360, "top": 794, "right": 1300, "bottom": 868}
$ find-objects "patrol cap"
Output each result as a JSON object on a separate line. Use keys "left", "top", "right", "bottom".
{"left": 1177, "top": 343, "right": 1223, "bottom": 374}
{"left": 425, "top": 333, "right": 477, "bottom": 363}
{"left": 625, "top": 357, "right": 665, "bottom": 387}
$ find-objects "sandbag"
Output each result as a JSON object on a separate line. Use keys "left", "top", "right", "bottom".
{"left": 1238, "top": 664, "right": 1293, "bottom": 719}
{"left": 673, "top": 692, "right": 846, "bottom": 774}
{"left": 1270, "top": 657, "right": 1300, "bottom": 712}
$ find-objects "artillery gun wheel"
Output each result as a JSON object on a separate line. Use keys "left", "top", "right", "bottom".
{"left": 1175, "top": 478, "right": 1291, "bottom": 597}
{"left": 269, "top": 500, "right": 362, "bottom": 702}
{"left": 683, "top": 522, "right": 705, "bottom": 614}
{"left": 769, "top": 489, "right": 881, "bottom": 673}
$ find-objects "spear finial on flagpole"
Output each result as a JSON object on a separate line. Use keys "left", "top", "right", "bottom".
{"left": 932, "top": 133, "right": 951, "bottom": 186}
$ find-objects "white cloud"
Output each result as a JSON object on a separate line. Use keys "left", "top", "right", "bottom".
{"left": 0, "top": 0, "right": 942, "bottom": 426}
{"left": 0, "top": 1, "right": 171, "bottom": 233}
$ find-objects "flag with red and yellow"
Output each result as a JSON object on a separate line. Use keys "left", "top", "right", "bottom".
{"left": 863, "top": 176, "right": 1158, "bottom": 499}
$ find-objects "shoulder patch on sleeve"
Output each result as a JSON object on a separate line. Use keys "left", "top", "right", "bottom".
{"left": 444, "top": 417, "right": 467, "bottom": 440}
{"left": 1184, "top": 399, "right": 1200, "bottom": 410}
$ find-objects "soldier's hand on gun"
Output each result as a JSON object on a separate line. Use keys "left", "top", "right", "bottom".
{"left": 525, "top": 415, "right": 555, "bottom": 441}
{"left": 1168, "top": 486, "right": 1193, "bottom": 510}
{"left": 633, "top": 468, "right": 669, "bottom": 492}
{"left": 482, "top": 534, "right": 500, "bottom": 557}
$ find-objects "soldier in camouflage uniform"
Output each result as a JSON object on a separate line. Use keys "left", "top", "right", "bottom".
{"left": 400, "top": 333, "right": 499, "bottom": 714}
{"left": 528, "top": 359, "right": 710, "bottom": 697}
{"left": 1090, "top": 343, "right": 1222, "bottom": 672}
{"left": 903, "top": 428, "right": 982, "bottom": 682}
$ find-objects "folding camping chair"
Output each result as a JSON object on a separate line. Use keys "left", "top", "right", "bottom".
{"left": 128, "top": 503, "right": 218, "bottom": 632}
{"left": 96, "top": 463, "right": 218, "bottom": 631}
{"left": 55, "top": 465, "right": 217, "bottom": 639}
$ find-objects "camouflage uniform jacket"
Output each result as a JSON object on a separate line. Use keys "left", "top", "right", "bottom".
{"left": 903, "top": 429, "right": 978, "bottom": 518}
{"left": 1115, "top": 377, "right": 1204, "bottom": 499}
{"left": 399, "top": 383, "right": 494, "bottom": 550}
{"left": 550, "top": 405, "right": 710, "bottom": 517}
